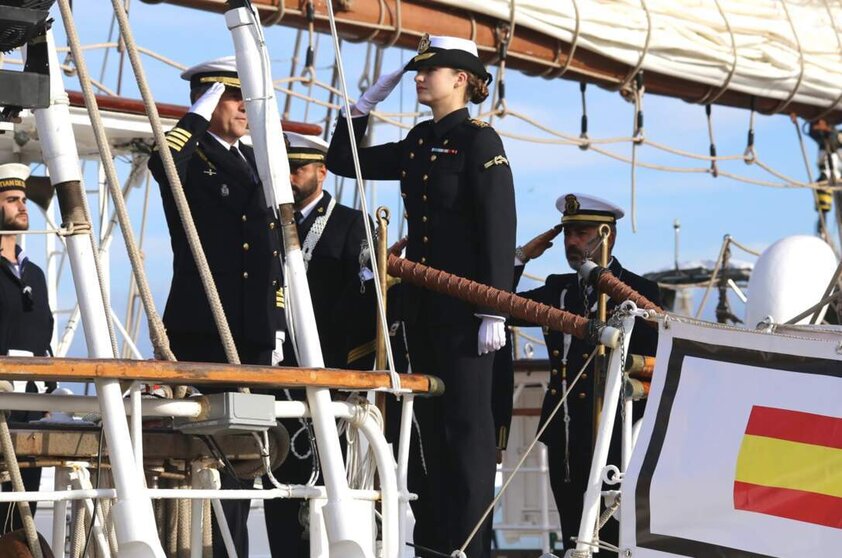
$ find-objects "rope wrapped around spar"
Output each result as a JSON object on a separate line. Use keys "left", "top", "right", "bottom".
{"left": 578, "top": 260, "right": 663, "bottom": 313}
{"left": 387, "top": 255, "right": 604, "bottom": 343}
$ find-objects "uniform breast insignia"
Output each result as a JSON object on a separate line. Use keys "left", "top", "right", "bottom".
{"left": 220, "top": 184, "right": 230, "bottom": 197}
{"left": 204, "top": 168, "right": 216, "bottom": 177}
{"left": 483, "top": 155, "right": 509, "bottom": 169}
{"left": 468, "top": 118, "right": 490, "bottom": 128}
{"left": 431, "top": 147, "right": 459, "bottom": 155}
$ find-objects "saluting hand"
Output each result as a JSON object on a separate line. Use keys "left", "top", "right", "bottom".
{"left": 353, "top": 68, "right": 405, "bottom": 116}
{"left": 520, "top": 225, "right": 563, "bottom": 262}
{"left": 188, "top": 82, "right": 226, "bottom": 122}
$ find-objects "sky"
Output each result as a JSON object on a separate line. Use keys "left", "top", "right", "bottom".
{"left": 16, "top": 0, "right": 838, "bottom": 359}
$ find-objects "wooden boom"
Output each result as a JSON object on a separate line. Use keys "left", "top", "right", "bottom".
{"left": 141, "top": 0, "right": 842, "bottom": 122}
{"left": 0, "top": 357, "right": 443, "bottom": 395}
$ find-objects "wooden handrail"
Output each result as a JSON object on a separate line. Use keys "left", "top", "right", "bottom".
{"left": 0, "top": 357, "right": 442, "bottom": 395}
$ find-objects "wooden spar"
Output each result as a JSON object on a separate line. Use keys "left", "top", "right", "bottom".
{"left": 65, "top": 90, "right": 323, "bottom": 135}
{"left": 141, "top": 0, "right": 842, "bottom": 123}
{"left": 0, "top": 357, "right": 443, "bottom": 395}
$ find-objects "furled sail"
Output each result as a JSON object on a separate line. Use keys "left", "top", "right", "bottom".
{"left": 433, "top": 0, "right": 842, "bottom": 113}
{"left": 144, "top": 0, "right": 842, "bottom": 121}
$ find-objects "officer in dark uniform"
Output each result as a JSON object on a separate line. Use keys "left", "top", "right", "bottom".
{"left": 0, "top": 163, "right": 54, "bottom": 533}
{"left": 327, "top": 35, "right": 516, "bottom": 558}
{"left": 263, "top": 131, "right": 376, "bottom": 557}
{"left": 512, "top": 193, "right": 660, "bottom": 554}
{"left": 147, "top": 57, "right": 286, "bottom": 558}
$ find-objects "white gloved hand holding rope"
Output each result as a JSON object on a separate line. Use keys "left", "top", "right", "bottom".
{"left": 351, "top": 68, "right": 404, "bottom": 116}
{"left": 188, "top": 82, "right": 226, "bottom": 121}
{"left": 476, "top": 314, "right": 506, "bottom": 355}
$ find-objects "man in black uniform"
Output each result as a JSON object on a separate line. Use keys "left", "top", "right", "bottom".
{"left": 263, "top": 131, "right": 376, "bottom": 557}
{"left": 513, "top": 193, "right": 660, "bottom": 555}
{"left": 0, "top": 163, "right": 54, "bottom": 533}
{"left": 327, "top": 35, "right": 516, "bottom": 558}
{"left": 147, "top": 57, "right": 286, "bottom": 558}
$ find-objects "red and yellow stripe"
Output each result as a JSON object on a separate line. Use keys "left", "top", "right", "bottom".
{"left": 733, "top": 406, "right": 842, "bottom": 529}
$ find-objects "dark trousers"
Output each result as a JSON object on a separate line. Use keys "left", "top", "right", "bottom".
{"left": 168, "top": 332, "right": 273, "bottom": 558}
{"left": 406, "top": 321, "right": 496, "bottom": 558}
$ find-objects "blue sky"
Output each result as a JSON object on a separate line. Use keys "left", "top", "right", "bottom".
{"left": 25, "top": 1, "right": 835, "bottom": 358}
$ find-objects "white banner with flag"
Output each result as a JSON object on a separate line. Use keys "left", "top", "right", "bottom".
{"left": 620, "top": 319, "right": 842, "bottom": 557}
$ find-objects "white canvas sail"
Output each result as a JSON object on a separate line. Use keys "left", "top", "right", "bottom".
{"left": 432, "top": 0, "right": 842, "bottom": 110}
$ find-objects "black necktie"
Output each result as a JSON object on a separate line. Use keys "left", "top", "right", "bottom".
{"left": 230, "top": 145, "right": 258, "bottom": 184}
{"left": 294, "top": 211, "right": 304, "bottom": 225}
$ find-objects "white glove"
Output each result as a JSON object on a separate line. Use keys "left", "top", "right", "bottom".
{"left": 352, "top": 68, "right": 404, "bottom": 115}
{"left": 188, "top": 82, "right": 226, "bottom": 121}
{"left": 271, "top": 330, "right": 285, "bottom": 366}
{"left": 477, "top": 315, "right": 507, "bottom": 356}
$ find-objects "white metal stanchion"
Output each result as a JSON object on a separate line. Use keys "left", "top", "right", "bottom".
{"left": 225, "top": 4, "right": 368, "bottom": 556}
{"left": 29, "top": 28, "right": 165, "bottom": 558}
{"left": 574, "top": 308, "right": 637, "bottom": 555}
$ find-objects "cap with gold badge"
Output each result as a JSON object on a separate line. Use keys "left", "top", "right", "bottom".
{"left": 180, "top": 56, "right": 240, "bottom": 91}
{"left": 285, "top": 132, "right": 328, "bottom": 169}
{"left": 0, "top": 163, "right": 30, "bottom": 193}
{"left": 404, "top": 34, "right": 492, "bottom": 84}
{"left": 556, "top": 193, "right": 624, "bottom": 226}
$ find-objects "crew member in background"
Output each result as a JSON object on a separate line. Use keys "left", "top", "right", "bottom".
{"left": 327, "top": 34, "right": 516, "bottom": 558}
{"left": 0, "top": 163, "right": 54, "bottom": 533}
{"left": 147, "top": 57, "right": 286, "bottom": 558}
{"left": 512, "top": 193, "right": 660, "bottom": 554}
{"left": 263, "top": 131, "right": 376, "bottom": 557}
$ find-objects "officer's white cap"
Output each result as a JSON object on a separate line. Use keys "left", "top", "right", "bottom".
{"left": 180, "top": 56, "right": 239, "bottom": 89}
{"left": 0, "top": 163, "right": 30, "bottom": 193}
{"left": 556, "top": 193, "right": 624, "bottom": 225}
{"left": 427, "top": 36, "right": 479, "bottom": 57}
{"left": 285, "top": 132, "right": 328, "bottom": 166}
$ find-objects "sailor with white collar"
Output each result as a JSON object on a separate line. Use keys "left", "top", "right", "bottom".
{"left": 0, "top": 162, "right": 54, "bottom": 533}
{"left": 511, "top": 193, "right": 661, "bottom": 554}
{"left": 147, "top": 56, "right": 286, "bottom": 558}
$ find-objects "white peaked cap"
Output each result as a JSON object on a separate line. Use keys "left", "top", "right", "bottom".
{"left": 286, "top": 132, "right": 329, "bottom": 153}
{"left": 556, "top": 192, "right": 625, "bottom": 225}
{"left": 180, "top": 56, "right": 239, "bottom": 87}
{"left": 0, "top": 163, "right": 31, "bottom": 182}
{"left": 428, "top": 36, "right": 479, "bottom": 57}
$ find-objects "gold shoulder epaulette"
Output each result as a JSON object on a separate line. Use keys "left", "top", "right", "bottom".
{"left": 468, "top": 118, "right": 490, "bottom": 128}
{"left": 165, "top": 126, "right": 192, "bottom": 152}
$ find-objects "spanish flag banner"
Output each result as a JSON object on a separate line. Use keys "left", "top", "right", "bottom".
{"left": 620, "top": 320, "right": 842, "bottom": 558}
{"left": 734, "top": 406, "right": 842, "bottom": 529}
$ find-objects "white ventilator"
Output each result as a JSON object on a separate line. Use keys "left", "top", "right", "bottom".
{"left": 224, "top": 4, "right": 377, "bottom": 557}
{"left": 744, "top": 235, "right": 838, "bottom": 327}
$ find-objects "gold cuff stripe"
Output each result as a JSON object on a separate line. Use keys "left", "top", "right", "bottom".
{"left": 198, "top": 76, "right": 241, "bottom": 88}
{"left": 562, "top": 214, "right": 616, "bottom": 224}
{"left": 347, "top": 339, "right": 376, "bottom": 363}
{"left": 165, "top": 139, "right": 185, "bottom": 152}
{"left": 497, "top": 426, "right": 508, "bottom": 450}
